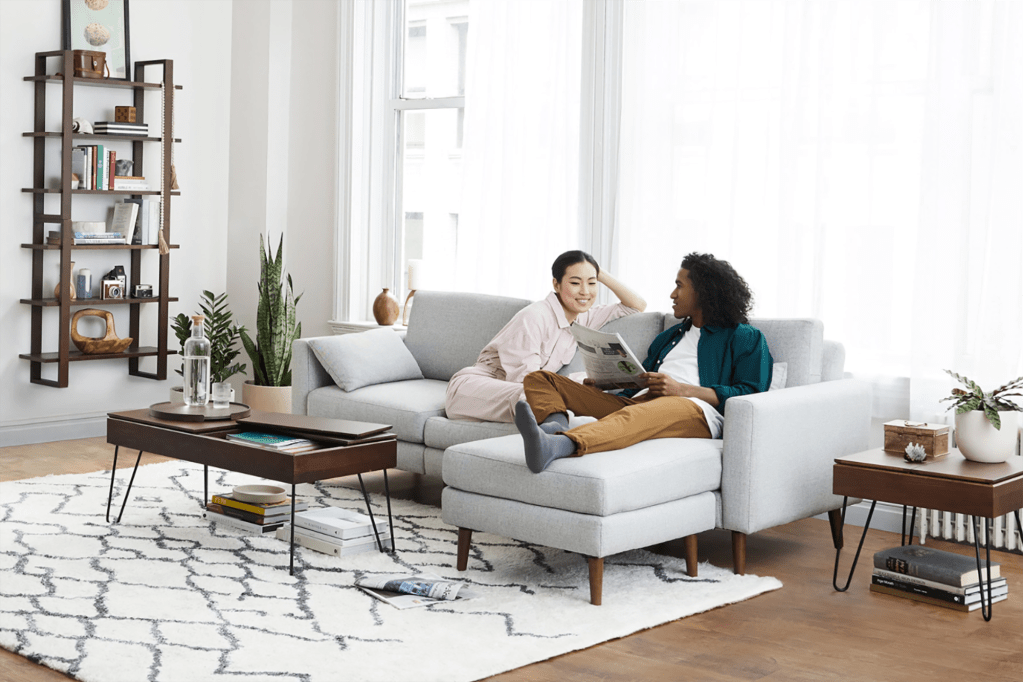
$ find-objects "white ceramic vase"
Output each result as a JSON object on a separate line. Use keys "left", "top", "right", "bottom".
{"left": 242, "top": 381, "right": 292, "bottom": 414}
{"left": 954, "top": 411, "right": 1020, "bottom": 463}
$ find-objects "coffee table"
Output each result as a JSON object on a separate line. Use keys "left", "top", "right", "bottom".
{"left": 832, "top": 447, "right": 1023, "bottom": 620}
{"left": 106, "top": 408, "right": 398, "bottom": 574}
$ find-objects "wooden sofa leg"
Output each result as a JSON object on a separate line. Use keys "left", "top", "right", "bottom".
{"left": 456, "top": 528, "right": 472, "bottom": 571}
{"left": 828, "top": 509, "right": 844, "bottom": 550}
{"left": 683, "top": 534, "right": 698, "bottom": 577}
{"left": 587, "top": 557, "right": 603, "bottom": 606}
{"left": 732, "top": 531, "right": 746, "bottom": 575}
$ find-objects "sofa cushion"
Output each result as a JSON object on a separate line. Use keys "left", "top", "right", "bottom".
{"left": 559, "top": 311, "right": 666, "bottom": 377}
{"left": 749, "top": 318, "right": 823, "bottom": 387}
{"left": 307, "top": 329, "right": 423, "bottom": 392}
{"left": 403, "top": 291, "right": 531, "bottom": 382}
{"left": 306, "top": 379, "right": 447, "bottom": 444}
{"left": 443, "top": 434, "right": 722, "bottom": 517}
{"left": 423, "top": 416, "right": 520, "bottom": 451}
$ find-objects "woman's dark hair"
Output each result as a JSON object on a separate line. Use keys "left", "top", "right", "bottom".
{"left": 680, "top": 252, "right": 753, "bottom": 326}
{"left": 551, "top": 250, "right": 600, "bottom": 281}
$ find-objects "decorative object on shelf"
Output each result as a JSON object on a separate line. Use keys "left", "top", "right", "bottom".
{"left": 403, "top": 259, "right": 428, "bottom": 325}
{"left": 942, "top": 370, "right": 1023, "bottom": 463}
{"left": 372, "top": 288, "right": 400, "bottom": 325}
{"left": 171, "top": 290, "right": 247, "bottom": 383}
{"left": 71, "top": 117, "right": 93, "bottom": 134}
{"left": 71, "top": 308, "right": 132, "bottom": 354}
{"left": 76, "top": 267, "right": 92, "bottom": 299}
{"left": 114, "top": 158, "right": 133, "bottom": 176}
{"left": 903, "top": 443, "right": 927, "bottom": 463}
{"left": 62, "top": 0, "right": 131, "bottom": 80}
{"left": 131, "top": 284, "right": 152, "bottom": 298}
{"left": 101, "top": 278, "right": 124, "bottom": 300}
{"left": 114, "top": 105, "right": 136, "bottom": 123}
{"left": 54, "top": 261, "right": 77, "bottom": 301}
{"left": 70, "top": 49, "right": 109, "bottom": 78}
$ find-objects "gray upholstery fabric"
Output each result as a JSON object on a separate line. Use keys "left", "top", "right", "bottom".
{"left": 307, "top": 330, "right": 423, "bottom": 392}
{"left": 423, "top": 446, "right": 445, "bottom": 479}
{"left": 443, "top": 434, "right": 722, "bottom": 516}
{"left": 442, "top": 487, "right": 717, "bottom": 558}
{"left": 306, "top": 379, "right": 448, "bottom": 443}
{"left": 403, "top": 291, "right": 531, "bottom": 381}
{"left": 821, "top": 340, "right": 846, "bottom": 382}
{"left": 397, "top": 441, "right": 426, "bottom": 474}
{"left": 749, "top": 318, "right": 823, "bottom": 387}
{"left": 720, "top": 379, "right": 872, "bottom": 534}
{"left": 424, "top": 417, "right": 519, "bottom": 451}
{"left": 559, "top": 311, "right": 666, "bottom": 376}
{"left": 291, "top": 338, "right": 333, "bottom": 415}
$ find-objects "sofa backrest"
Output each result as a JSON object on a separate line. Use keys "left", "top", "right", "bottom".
{"left": 748, "top": 318, "right": 824, "bottom": 387}
{"left": 403, "top": 291, "right": 531, "bottom": 381}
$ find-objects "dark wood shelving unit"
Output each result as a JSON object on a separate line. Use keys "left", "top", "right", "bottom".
{"left": 22, "top": 50, "right": 181, "bottom": 388}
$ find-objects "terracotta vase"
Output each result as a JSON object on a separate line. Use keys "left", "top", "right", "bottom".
{"left": 54, "top": 261, "right": 76, "bottom": 301}
{"left": 372, "top": 288, "right": 400, "bottom": 325}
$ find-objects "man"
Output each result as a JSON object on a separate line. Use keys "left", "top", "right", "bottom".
{"left": 514, "top": 252, "right": 773, "bottom": 473}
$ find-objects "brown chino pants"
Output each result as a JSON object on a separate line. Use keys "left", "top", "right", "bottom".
{"left": 523, "top": 370, "right": 712, "bottom": 456}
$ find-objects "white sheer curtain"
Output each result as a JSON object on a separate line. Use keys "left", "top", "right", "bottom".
{"left": 615, "top": 0, "right": 1023, "bottom": 422}
{"left": 453, "top": 0, "right": 584, "bottom": 300}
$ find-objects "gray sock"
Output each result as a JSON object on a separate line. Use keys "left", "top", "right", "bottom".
{"left": 514, "top": 401, "right": 577, "bottom": 473}
{"left": 539, "top": 412, "right": 569, "bottom": 434}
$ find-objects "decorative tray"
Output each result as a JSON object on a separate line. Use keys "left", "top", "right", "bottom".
{"left": 149, "top": 402, "right": 252, "bottom": 422}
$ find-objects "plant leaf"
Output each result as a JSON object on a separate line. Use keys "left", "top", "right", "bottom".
{"left": 983, "top": 403, "right": 1001, "bottom": 430}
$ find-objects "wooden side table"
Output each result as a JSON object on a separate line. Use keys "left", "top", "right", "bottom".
{"left": 832, "top": 447, "right": 1023, "bottom": 620}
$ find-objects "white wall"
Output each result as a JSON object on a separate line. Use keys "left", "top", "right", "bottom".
{"left": 0, "top": 1, "right": 230, "bottom": 445}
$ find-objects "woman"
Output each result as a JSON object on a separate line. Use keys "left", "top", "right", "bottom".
{"left": 444, "top": 250, "right": 647, "bottom": 422}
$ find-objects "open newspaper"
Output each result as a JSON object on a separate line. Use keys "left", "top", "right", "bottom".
{"left": 356, "top": 572, "right": 476, "bottom": 609}
{"left": 570, "top": 323, "right": 647, "bottom": 390}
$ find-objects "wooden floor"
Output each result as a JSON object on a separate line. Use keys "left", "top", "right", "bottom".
{"left": 2, "top": 438, "right": 1021, "bottom": 682}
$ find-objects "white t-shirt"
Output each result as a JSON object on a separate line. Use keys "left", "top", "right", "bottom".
{"left": 633, "top": 326, "right": 724, "bottom": 438}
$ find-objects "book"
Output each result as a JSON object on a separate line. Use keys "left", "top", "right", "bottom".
{"left": 73, "top": 237, "right": 127, "bottom": 245}
{"left": 110, "top": 202, "right": 138, "bottom": 243}
{"left": 871, "top": 573, "right": 1008, "bottom": 605}
{"left": 122, "top": 198, "right": 146, "bottom": 244}
{"left": 94, "top": 121, "right": 148, "bottom": 130}
{"left": 95, "top": 144, "right": 105, "bottom": 191}
{"left": 107, "top": 150, "right": 116, "bottom": 190}
{"left": 275, "top": 525, "right": 392, "bottom": 556}
{"left": 873, "top": 546, "right": 1001, "bottom": 587}
{"left": 293, "top": 506, "right": 384, "bottom": 540}
{"left": 872, "top": 567, "right": 1006, "bottom": 596}
{"left": 205, "top": 502, "right": 293, "bottom": 526}
{"left": 147, "top": 199, "right": 161, "bottom": 244}
{"left": 70, "top": 147, "right": 86, "bottom": 188}
{"left": 280, "top": 523, "right": 390, "bottom": 548}
{"left": 869, "top": 583, "right": 1008, "bottom": 612}
{"left": 226, "top": 432, "right": 313, "bottom": 449}
{"left": 209, "top": 493, "right": 308, "bottom": 516}
{"left": 74, "top": 231, "right": 124, "bottom": 239}
{"left": 113, "top": 181, "right": 151, "bottom": 191}
{"left": 203, "top": 509, "right": 285, "bottom": 534}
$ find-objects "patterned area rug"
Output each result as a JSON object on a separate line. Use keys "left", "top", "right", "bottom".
{"left": 0, "top": 462, "right": 782, "bottom": 682}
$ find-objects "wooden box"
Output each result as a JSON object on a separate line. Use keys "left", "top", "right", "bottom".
{"left": 115, "top": 106, "right": 137, "bottom": 123}
{"left": 883, "top": 420, "right": 950, "bottom": 458}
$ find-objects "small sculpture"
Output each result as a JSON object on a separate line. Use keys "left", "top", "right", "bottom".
{"left": 71, "top": 309, "right": 133, "bottom": 354}
{"left": 904, "top": 442, "right": 927, "bottom": 463}
{"left": 72, "top": 117, "right": 93, "bottom": 134}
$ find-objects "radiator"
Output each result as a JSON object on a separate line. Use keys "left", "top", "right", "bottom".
{"left": 919, "top": 509, "right": 1022, "bottom": 554}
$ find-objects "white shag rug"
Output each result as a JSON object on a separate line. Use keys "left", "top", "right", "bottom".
{"left": 0, "top": 461, "right": 782, "bottom": 682}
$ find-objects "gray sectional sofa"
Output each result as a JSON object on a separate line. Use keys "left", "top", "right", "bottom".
{"left": 293, "top": 291, "right": 871, "bottom": 601}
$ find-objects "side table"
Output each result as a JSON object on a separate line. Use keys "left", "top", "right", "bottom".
{"left": 832, "top": 447, "right": 1023, "bottom": 621}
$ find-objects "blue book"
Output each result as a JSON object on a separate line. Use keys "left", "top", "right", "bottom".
{"left": 226, "top": 432, "right": 312, "bottom": 448}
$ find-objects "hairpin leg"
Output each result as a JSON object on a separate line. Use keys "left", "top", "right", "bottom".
{"left": 833, "top": 497, "right": 876, "bottom": 592}
{"left": 383, "top": 469, "right": 395, "bottom": 553}
{"left": 357, "top": 473, "right": 385, "bottom": 552}
{"left": 972, "top": 516, "right": 995, "bottom": 621}
{"left": 106, "top": 446, "right": 120, "bottom": 523}
{"left": 114, "top": 450, "right": 143, "bottom": 524}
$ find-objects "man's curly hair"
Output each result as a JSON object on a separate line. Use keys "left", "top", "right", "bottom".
{"left": 680, "top": 252, "right": 753, "bottom": 327}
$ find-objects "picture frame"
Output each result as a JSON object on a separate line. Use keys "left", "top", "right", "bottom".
{"left": 62, "top": 0, "right": 131, "bottom": 81}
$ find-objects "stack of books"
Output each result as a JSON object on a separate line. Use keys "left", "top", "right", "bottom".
{"left": 94, "top": 121, "right": 149, "bottom": 137}
{"left": 226, "top": 431, "right": 319, "bottom": 453}
{"left": 871, "top": 545, "right": 1007, "bottom": 612}
{"left": 276, "top": 507, "right": 392, "bottom": 556}
{"left": 113, "top": 176, "right": 150, "bottom": 191}
{"left": 70, "top": 230, "right": 127, "bottom": 245}
{"left": 203, "top": 493, "right": 309, "bottom": 535}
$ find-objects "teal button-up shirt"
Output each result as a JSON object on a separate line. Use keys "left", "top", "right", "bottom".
{"left": 622, "top": 319, "right": 773, "bottom": 414}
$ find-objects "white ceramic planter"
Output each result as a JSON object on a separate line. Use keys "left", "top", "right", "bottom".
{"left": 242, "top": 381, "right": 292, "bottom": 413}
{"left": 954, "top": 411, "right": 1020, "bottom": 463}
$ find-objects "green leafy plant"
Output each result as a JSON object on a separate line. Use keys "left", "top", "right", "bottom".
{"left": 239, "top": 234, "right": 302, "bottom": 387}
{"left": 171, "top": 291, "right": 247, "bottom": 383}
{"left": 941, "top": 370, "right": 1023, "bottom": 430}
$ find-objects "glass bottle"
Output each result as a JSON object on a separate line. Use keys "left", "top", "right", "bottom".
{"left": 183, "top": 314, "right": 211, "bottom": 406}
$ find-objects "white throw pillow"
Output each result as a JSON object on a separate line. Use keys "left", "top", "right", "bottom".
{"left": 769, "top": 362, "right": 788, "bottom": 391}
{"left": 308, "top": 329, "right": 424, "bottom": 392}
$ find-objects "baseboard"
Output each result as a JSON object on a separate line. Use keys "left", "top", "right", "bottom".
{"left": 814, "top": 500, "right": 908, "bottom": 534}
{"left": 0, "top": 415, "right": 106, "bottom": 447}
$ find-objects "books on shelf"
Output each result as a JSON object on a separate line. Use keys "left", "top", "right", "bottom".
{"left": 93, "top": 121, "right": 149, "bottom": 136}
{"left": 209, "top": 493, "right": 309, "bottom": 517}
{"left": 110, "top": 201, "right": 138, "bottom": 243}
{"left": 276, "top": 525, "right": 392, "bottom": 557}
{"left": 873, "top": 545, "right": 1001, "bottom": 587}
{"left": 293, "top": 506, "right": 385, "bottom": 540}
{"left": 113, "top": 176, "right": 151, "bottom": 191}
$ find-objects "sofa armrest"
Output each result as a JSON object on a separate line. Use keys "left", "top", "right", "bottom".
{"left": 291, "top": 337, "right": 335, "bottom": 415}
{"left": 720, "top": 379, "right": 871, "bottom": 535}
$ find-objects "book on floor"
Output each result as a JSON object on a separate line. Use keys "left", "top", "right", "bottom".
{"left": 871, "top": 567, "right": 1007, "bottom": 596}
{"left": 204, "top": 508, "right": 285, "bottom": 534}
{"left": 293, "top": 506, "right": 385, "bottom": 540}
{"left": 870, "top": 573, "right": 1008, "bottom": 605}
{"left": 209, "top": 493, "right": 308, "bottom": 516}
{"left": 275, "top": 525, "right": 392, "bottom": 557}
{"left": 869, "top": 583, "right": 1008, "bottom": 612}
{"left": 205, "top": 502, "right": 292, "bottom": 526}
{"left": 872, "top": 545, "right": 1000, "bottom": 587}
{"left": 283, "top": 522, "right": 390, "bottom": 547}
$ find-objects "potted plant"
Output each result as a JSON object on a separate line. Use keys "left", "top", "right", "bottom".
{"left": 239, "top": 234, "right": 302, "bottom": 413}
{"left": 170, "top": 291, "right": 247, "bottom": 403}
{"left": 941, "top": 370, "right": 1023, "bottom": 463}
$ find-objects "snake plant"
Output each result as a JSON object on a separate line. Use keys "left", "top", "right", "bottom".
{"left": 239, "top": 234, "right": 302, "bottom": 386}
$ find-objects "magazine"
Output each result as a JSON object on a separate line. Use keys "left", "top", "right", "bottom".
{"left": 356, "top": 572, "right": 476, "bottom": 609}
{"left": 569, "top": 323, "right": 647, "bottom": 389}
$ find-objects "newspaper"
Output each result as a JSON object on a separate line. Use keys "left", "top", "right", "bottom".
{"left": 570, "top": 323, "right": 647, "bottom": 390}
{"left": 356, "top": 572, "right": 476, "bottom": 609}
